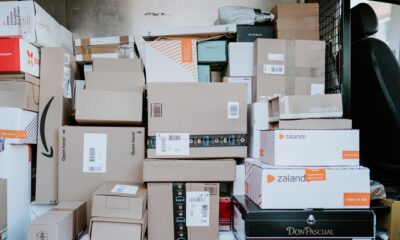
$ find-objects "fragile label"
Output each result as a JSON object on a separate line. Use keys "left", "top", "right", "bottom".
{"left": 227, "top": 102, "right": 240, "bottom": 119}
{"left": 305, "top": 169, "right": 326, "bottom": 182}
{"left": 111, "top": 185, "right": 139, "bottom": 195}
{"left": 268, "top": 53, "right": 284, "bottom": 61}
{"left": 83, "top": 133, "right": 107, "bottom": 173}
{"left": 156, "top": 133, "right": 190, "bottom": 156}
{"left": 311, "top": 84, "right": 325, "bottom": 95}
{"left": 63, "top": 66, "right": 72, "bottom": 99}
{"left": 344, "top": 193, "right": 370, "bottom": 207}
{"left": 186, "top": 191, "right": 210, "bottom": 227}
{"left": 264, "top": 64, "right": 285, "bottom": 75}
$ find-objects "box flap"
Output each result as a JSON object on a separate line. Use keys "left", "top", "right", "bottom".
{"left": 93, "top": 182, "right": 146, "bottom": 198}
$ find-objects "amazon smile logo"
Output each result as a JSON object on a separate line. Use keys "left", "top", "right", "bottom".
{"left": 40, "top": 97, "right": 54, "bottom": 158}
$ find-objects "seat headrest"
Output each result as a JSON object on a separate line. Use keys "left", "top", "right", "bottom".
{"left": 351, "top": 3, "right": 378, "bottom": 42}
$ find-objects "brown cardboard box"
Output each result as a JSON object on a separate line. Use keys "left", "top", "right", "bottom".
{"left": 253, "top": 39, "right": 325, "bottom": 101}
{"left": 268, "top": 94, "right": 343, "bottom": 122}
{"left": 58, "top": 126, "right": 145, "bottom": 221}
{"left": 53, "top": 201, "right": 87, "bottom": 240}
{"left": 0, "top": 179, "right": 6, "bottom": 234}
{"left": 92, "top": 182, "right": 147, "bottom": 220}
{"left": 0, "top": 74, "right": 40, "bottom": 112}
{"left": 92, "top": 58, "right": 143, "bottom": 72}
{"left": 28, "top": 210, "right": 74, "bottom": 240}
{"left": 85, "top": 71, "right": 145, "bottom": 91}
{"left": 379, "top": 198, "right": 400, "bottom": 240}
{"left": 75, "top": 43, "right": 135, "bottom": 63}
{"left": 143, "top": 159, "right": 236, "bottom": 182}
{"left": 147, "top": 83, "right": 247, "bottom": 158}
{"left": 148, "top": 183, "right": 219, "bottom": 240}
{"left": 36, "top": 48, "right": 78, "bottom": 204}
{"left": 75, "top": 90, "right": 143, "bottom": 125}
{"left": 270, "top": 119, "right": 352, "bottom": 130}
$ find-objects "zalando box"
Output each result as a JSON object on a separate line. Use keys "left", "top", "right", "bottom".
{"left": 260, "top": 130, "right": 359, "bottom": 166}
{"left": 0, "top": 107, "right": 37, "bottom": 144}
{"left": 245, "top": 159, "right": 370, "bottom": 209}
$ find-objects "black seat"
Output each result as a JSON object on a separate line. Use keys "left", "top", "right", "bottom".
{"left": 351, "top": 3, "right": 400, "bottom": 183}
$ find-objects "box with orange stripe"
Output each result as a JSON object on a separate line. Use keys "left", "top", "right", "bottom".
{"left": 0, "top": 108, "right": 38, "bottom": 144}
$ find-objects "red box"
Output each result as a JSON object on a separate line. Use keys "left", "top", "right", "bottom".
{"left": 219, "top": 197, "right": 231, "bottom": 231}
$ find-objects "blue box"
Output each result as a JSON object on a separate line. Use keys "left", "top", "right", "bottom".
{"left": 197, "top": 41, "right": 227, "bottom": 63}
{"left": 198, "top": 65, "right": 211, "bottom": 83}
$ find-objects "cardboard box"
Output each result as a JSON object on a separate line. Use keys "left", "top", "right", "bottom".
{"left": 75, "top": 43, "right": 135, "bottom": 63}
{"left": 0, "top": 74, "right": 40, "bottom": 112}
{"left": 198, "top": 65, "right": 211, "bottom": 83}
{"left": 53, "top": 201, "right": 87, "bottom": 240}
{"left": 234, "top": 164, "right": 245, "bottom": 195}
{"left": 58, "top": 126, "right": 145, "bottom": 220}
{"left": 253, "top": 39, "right": 325, "bottom": 101}
{"left": 85, "top": 71, "right": 145, "bottom": 91}
{"left": 143, "top": 159, "right": 236, "bottom": 182}
{"left": 0, "top": 1, "right": 73, "bottom": 52}
{"left": 0, "top": 179, "right": 6, "bottom": 234}
{"left": 0, "top": 38, "right": 40, "bottom": 77}
{"left": 223, "top": 77, "right": 252, "bottom": 104}
{"left": 92, "top": 182, "right": 146, "bottom": 220}
{"left": 73, "top": 80, "right": 85, "bottom": 110}
{"left": 270, "top": 119, "right": 352, "bottom": 130}
{"left": 28, "top": 211, "right": 73, "bottom": 240}
{"left": 248, "top": 102, "right": 269, "bottom": 158}
{"left": 226, "top": 43, "right": 254, "bottom": 77}
{"left": 233, "top": 195, "right": 376, "bottom": 240}
{"left": 92, "top": 58, "right": 143, "bottom": 72}
{"left": 84, "top": 65, "right": 92, "bottom": 79}
{"left": 75, "top": 90, "right": 143, "bottom": 125}
{"left": 30, "top": 203, "right": 55, "bottom": 222}
{"left": 236, "top": 24, "right": 274, "bottom": 42}
{"left": 144, "top": 40, "right": 198, "bottom": 83}
{"left": 0, "top": 107, "right": 37, "bottom": 144}
{"left": 245, "top": 159, "right": 370, "bottom": 209}
{"left": 379, "top": 198, "right": 400, "bottom": 240}
{"left": 211, "top": 71, "right": 222, "bottom": 82}
{"left": 219, "top": 197, "right": 231, "bottom": 231}
{"left": 197, "top": 41, "right": 227, "bottom": 63}
{"left": 75, "top": 35, "right": 134, "bottom": 47}
{"left": 142, "top": 24, "right": 236, "bottom": 39}
{"left": 147, "top": 83, "right": 247, "bottom": 158}
{"left": 36, "top": 48, "right": 78, "bottom": 204}
{"left": 148, "top": 183, "right": 219, "bottom": 240}
{"left": 269, "top": 94, "right": 343, "bottom": 122}
{"left": 260, "top": 130, "right": 359, "bottom": 166}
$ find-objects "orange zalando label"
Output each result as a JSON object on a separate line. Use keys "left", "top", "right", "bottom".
{"left": 305, "top": 169, "right": 326, "bottom": 182}
{"left": 342, "top": 151, "right": 360, "bottom": 159}
{"left": 180, "top": 39, "right": 193, "bottom": 63}
{"left": 0, "top": 130, "right": 27, "bottom": 139}
{"left": 279, "top": 134, "right": 285, "bottom": 140}
{"left": 344, "top": 193, "right": 370, "bottom": 207}
{"left": 266, "top": 174, "right": 276, "bottom": 183}
{"left": 259, "top": 148, "right": 264, "bottom": 157}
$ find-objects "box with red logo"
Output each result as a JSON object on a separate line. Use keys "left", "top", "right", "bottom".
{"left": 0, "top": 38, "right": 40, "bottom": 77}
{"left": 245, "top": 159, "right": 370, "bottom": 209}
{"left": 260, "top": 130, "right": 360, "bottom": 166}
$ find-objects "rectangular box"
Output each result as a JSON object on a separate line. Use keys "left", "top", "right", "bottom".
{"left": 227, "top": 43, "right": 254, "bottom": 77}
{"left": 58, "top": 126, "right": 145, "bottom": 221}
{"left": 254, "top": 39, "right": 325, "bottom": 101}
{"left": 75, "top": 43, "right": 135, "bottom": 63}
{"left": 269, "top": 94, "right": 343, "bottom": 122}
{"left": 223, "top": 77, "right": 252, "bottom": 104}
{"left": 0, "top": 38, "right": 40, "bottom": 77}
{"left": 234, "top": 164, "right": 246, "bottom": 195}
{"left": 270, "top": 119, "right": 352, "bottom": 130}
{"left": 30, "top": 203, "right": 55, "bottom": 222}
{"left": 142, "top": 25, "right": 236, "bottom": 39}
{"left": 92, "top": 58, "right": 143, "bottom": 72}
{"left": 85, "top": 71, "right": 145, "bottom": 91}
{"left": 0, "top": 179, "right": 6, "bottom": 234}
{"left": 219, "top": 197, "right": 231, "bottom": 231}
{"left": 147, "top": 83, "right": 247, "bottom": 158}
{"left": 0, "top": 107, "right": 37, "bottom": 144}
{"left": 145, "top": 40, "right": 198, "bottom": 83}
{"left": 245, "top": 159, "right": 370, "bottom": 209}
{"left": 148, "top": 183, "right": 219, "bottom": 240}
{"left": 0, "top": 74, "right": 40, "bottom": 112}
{"left": 28, "top": 211, "right": 73, "bottom": 240}
{"left": 53, "top": 201, "right": 87, "bottom": 240}
{"left": 198, "top": 65, "right": 211, "bottom": 83}
{"left": 75, "top": 35, "right": 134, "bottom": 47}
{"left": 143, "top": 159, "right": 236, "bottom": 182}
{"left": 197, "top": 41, "right": 227, "bottom": 63}
{"left": 233, "top": 195, "right": 375, "bottom": 240}
{"left": 379, "top": 198, "right": 400, "bottom": 240}
{"left": 92, "top": 182, "right": 147, "bottom": 220}
{"left": 236, "top": 25, "right": 273, "bottom": 42}
{"left": 260, "top": 130, "right": 359, "bottom": 166}
{"left": 75, "top": 90, "right": 143, "bottom": 125}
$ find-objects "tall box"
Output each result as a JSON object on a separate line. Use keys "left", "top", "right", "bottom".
{"left": 0, "top": 179, "right": 6, "bottom": 236}
{"left": 0, "top": 107, "right": 38, "bottom": 144}
{"left": 226, "top": 43, "right": 254, "bottom": 77}
{"left": 148, "top": 183, "right": 219, "bottom": 240}
{"left": 53, "top": 201, "right": 87, "bottom": 240}
{"left": 147, "top": 83, "right": 247, "bottom": 158}
{"left": 36, "top": 48, "right": 78, "bottom": 204}
{"left": 28, "top": 211, "right": 73, "bottom": 240}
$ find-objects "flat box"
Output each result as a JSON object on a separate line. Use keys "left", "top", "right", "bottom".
{"left": 36, "top": 48, "right": 78, "bottom": 204}
{"left": 28, "top": 211, "right": 73, "bottom": 240}
{"left": 92, "top": 58, "right": 143, "bottom": 72}
{"left": 271, "top": 3, "right": 319, "bottom": 19}
{"left": 245, "top": 159, "right": 370, "bottom": 209}
{"left": 198, "top": 65, "right": 211, "bottom": 83}
{"left": 0, "top": 179, "right": 6, "bottom": 234}
{"left": 147, "top": 83, "right": 247, "bottom": 158}
{"left": 236, "top": 25, "right": 273, "bottom": 42}
{"left": 378, "top": 198, "right": 400, "bottom": 240}
{"left": 142, "top": 24, "right": 236, "bottom": 38}
{"left": 75, "top": 42, "right": 135, "bottom": 63}
{"left": 0, "top": 107, "right": 37, "bottom": 144}
{"left": 0, "top": 38, "right": 40, "bottom": 77}
{"left": 58, "top": 126, "right": 145, "bottom": 222}
{"left": 226, "top": 43, "right": 254, "bottom": 77}
{"left": 0, "top": 74, "right": 40, "bottom": 112}
{"left": 270, "top": 119, "right": 352, "bottom": 130}
{"left": 253, "top": 39, "right": 325, "bottom": 101}
{"left": 148, "top": 183, "right": 219, "bottom": 240}
{"left": 144, "top": 40, "right": 198, "bottom": 83}
{"left": 53, "top": 201, "right": 87, "bottom": 240}
{"left": 143, "top": 159, "right": 236, "bottom": 182}
{"left": 233, "top": 195, "right": 376, "bottom": 240}
{"left": 0, "top": 1, "right": 73, "bottom": 52}
{"left": 75, "top": 35, "right": 134, "bottom": 47}
{"left": 197, "top": 41, "right": 227, "bottom": 63}
{"left": 75, "top": 90, "right": 143, "bottom": 125}
{"left": 269, "top": 94, "right": 343, "bottom": 122}
{"left": 223, "top": 77, "right": 252, "bottom": 104}
{"left": 85, "top": 71, "right": 145, "bottom": 91}
{"left": 92, "top": 182, "right": 147, "bottom": 220}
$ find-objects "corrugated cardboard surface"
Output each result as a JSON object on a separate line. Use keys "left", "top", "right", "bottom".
{"left": 85, "top": 71, "right": 145, "bottom": 91}
{"left": 271, "top": 3, "right": 319, "bottom": 19}
{"left": 92, "top": 58, "right": 143, "bottom": 72}
{"left": 53, "top": 201, "right": 87, "bottom": 240}
{"left": 271, "top": 119, "right": 352, "bottom": 130}
{"left": 0, "top": 179, "right": 6, "bottom": 233}
{"left": 379, "top": 198, "right": 400, "bottom": 240}
{"left": 28, "top": 210, "right": 74, "bottom": 240}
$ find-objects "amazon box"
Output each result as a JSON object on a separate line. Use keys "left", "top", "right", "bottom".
{"left": 53, "top": 201, "right": 87, "bottom": 240}
{"left": 0, "top": 179, "right": 6, "bottom": 235}
{"left": 147, "top": 83, "right": 247, "bottom": 158}
{"left": 28, "top": 211, "right": 73, "bottom": 240}
{"left": 148, "top": 183, "right": 219, "bottom": 240}
{"left": 36, "top": 48, "right": 78, "bottom": 204}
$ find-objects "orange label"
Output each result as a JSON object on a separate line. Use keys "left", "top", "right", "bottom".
{"left": 344, "top": 193, "right": 370, "bottom": 207}
{"left": 279, "top": 134, "right": 285, "bottom": 140}
{"left": 266, "top": 174, "right": 276, "bottom": 183}
{"left": 259, "top": 148, "right": 264, "bottom": 157}
{"left": 0, "top": 130, "right": 27, "bottom": 139}
{"left": 305, "top": 169, "right": 326, "bottom": 182}
{"left": 180, "top": 39, "right": 193, "bottom": 63}
{"left": 342, "top": 151, "right": 360, "bottom": 159}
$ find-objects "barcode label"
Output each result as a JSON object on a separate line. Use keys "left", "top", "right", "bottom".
{"left": 83, "top": 133, "right": 107, "bottom": 173}
{"left": 89, "top": 148, "right": 95, "bottom": 162}
{"left": 204, "top": 185, "right": 219, "bottom": 195}
{"left": 152, "top": 103, "right": 162, "bottom": 118}
{"left": 228, "top": 102, "right": 240, "bottom": 119}
{"left": 264, "top": 64, "right": 285, "bottom": 75}
{"left": 156, "top": 133, "right": 189, "bottom": 156}
{"left": 63, "top": 67, "right": 72, "bottom": 99}
{"left": 64, "top": 53, "right": 70, "bottom": 65}
{"left": 186, "top": 191, "right": 210, "bottom": 227}
{"left": 111, "top": 184, "right": 139, "bottom": 195}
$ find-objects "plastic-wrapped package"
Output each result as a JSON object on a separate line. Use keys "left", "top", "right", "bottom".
{"left": 218, "top": 6, "right": 274, "bottom": 25}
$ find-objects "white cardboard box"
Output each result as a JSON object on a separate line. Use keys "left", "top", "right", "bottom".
{"left": 248, "top": 103, "right": 269, "bottom": 158}
{"left": 233, "top": 164, "right": 245, "bottom": 195}
{"left": 226, "top": 43, "right": 254, "bottom": 77}
{"left": 0, "top": 107, "right": 38, "bottom": 144}
{"left": 245, "top": 159, "right": 370, "bottom": 209}
{"left": 223, "top": 77, "right": 252, "bottom": 104}
{"left": 260, "top": 130, "right": 360, "bottom": 166}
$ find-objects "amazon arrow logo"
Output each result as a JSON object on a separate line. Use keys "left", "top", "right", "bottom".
{"left": 40, "top": 97, "right": 54, "bottom": 158}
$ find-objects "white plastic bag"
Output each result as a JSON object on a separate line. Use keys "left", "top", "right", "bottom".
{"left": 218, "top": 6, "right": 274, "bottom": 25}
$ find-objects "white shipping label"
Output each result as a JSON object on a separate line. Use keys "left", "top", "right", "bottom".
{"left": 111, "top": 185, "right": 139, "bottom": 195}
{"left": 63, "top": 66, "right": 72, "bottom": 99}
{"left": 268, "top": 53, "right": 284, "bottom": 61}
{"left": 264, "top": 65, "right": 285, "bottom": 75}
{"left": 186, "top": 191, "right": 210, "bottom": 227}
{"left": 156, "top": 133, "right": 190, "bottom": 156}
{"left": 83, "top": 133, "right": 107, "bottom": 173}
{"left": 228, "top": 102, "right": 240, "bottom": 119}
{"left": 64, "top": 53, "right": 70, "bottom": 65}
{"left": 311, "top": 84, "right": 325, "bottom": 95}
